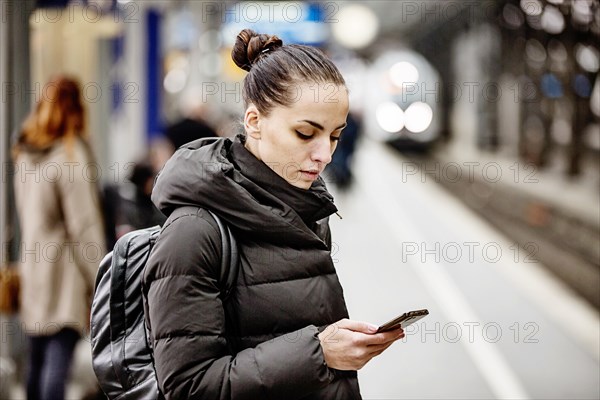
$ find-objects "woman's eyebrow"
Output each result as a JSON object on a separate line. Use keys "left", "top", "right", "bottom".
{"left": 299, "top": 120, "right": 347, "bottom": 131}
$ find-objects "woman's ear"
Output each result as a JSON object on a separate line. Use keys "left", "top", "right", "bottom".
{"left": 244, "top": 105, "right": 261, "bottom": 139}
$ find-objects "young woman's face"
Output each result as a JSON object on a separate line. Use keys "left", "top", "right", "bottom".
{"left": 244, "top": 82, "right": 349, "bottom": 190}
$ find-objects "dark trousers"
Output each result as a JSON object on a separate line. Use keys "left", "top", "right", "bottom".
{"left": 26, "top": 328, "right": 80, "bottom": 400}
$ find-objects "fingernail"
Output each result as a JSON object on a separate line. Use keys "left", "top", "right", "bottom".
{"left": 368, "top": 324, "right": 379, "bottom": 332}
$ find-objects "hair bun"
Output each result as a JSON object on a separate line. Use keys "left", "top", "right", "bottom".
{"left": 231, "top": 29, "right": 283, "bottom": 72}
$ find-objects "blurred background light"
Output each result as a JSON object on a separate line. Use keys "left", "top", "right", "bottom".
{"left": 331, "top": 4, "right": 379, "bottom": 50}
{"left": 520, "top": 0, "right": 544, "bottom": 16}
{"left": 572, "top": 0, "right": 594, "bottom": 25}
{"left": 525, "top": 38, "right": 547, "bottom": 68}
{"left": 541, "top": 6, "right": 565, "bottom": 34}
{"left": 404, "top": 102, "right": 433, "bottom": 133}
{"left": 573, "top": 74, "right": 593, "bottom": 98}
{"left": 376, "top": 102, "right": 404, "bottom": 133}
{"left": 163, "top": 69, "right": 187, "bottom": 94}
{"left": 389, "top": 61, "right": 419, "bottom": 89}
{"left": 526, "top": 13, "right": 543, "bottom": 30}
{"left": 540, "top": 73, "right": 564, "bottom": 98}
{"left": 198, "top": 29, "right": 222, "bottom": 52}
{"left": 548, "top": 39, "right": 568, "bottom": 62}
{"left": 575, "top": 44, "right": 600, "bottom": 72}
{"left": 502, "top": 3, "right": 526, "bottom": 29}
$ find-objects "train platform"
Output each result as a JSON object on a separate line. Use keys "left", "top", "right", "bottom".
{"left": 329, "top": 138, "right": 599, "bottom": 399}
{"left": 400, "top": 141, "right": 600, "bottom": 309}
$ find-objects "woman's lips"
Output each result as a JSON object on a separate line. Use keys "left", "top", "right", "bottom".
{"left": 300, "top": 170, "right": 319, "bottom": 180}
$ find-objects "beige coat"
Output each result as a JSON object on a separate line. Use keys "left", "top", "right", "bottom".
{"left": 14, "top": 138, "right": 105, "bottom": 336}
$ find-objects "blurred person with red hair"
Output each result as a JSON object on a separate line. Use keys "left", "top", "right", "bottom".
{"left": 12, "top": 75, "right": 106, "bottom": 400}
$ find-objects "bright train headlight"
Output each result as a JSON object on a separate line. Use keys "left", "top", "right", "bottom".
{"left": 404, "top": 102, "right": 433, "bottom": 133}
{"left": 389, "top": 61, "right": 419, "bottom": 88}
{"left": 376, "top": 102, "right": 405, "bottom": 133}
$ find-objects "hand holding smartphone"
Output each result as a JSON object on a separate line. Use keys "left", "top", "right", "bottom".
{"left": 376, "top": 309, "right": 429, "bottom": 333}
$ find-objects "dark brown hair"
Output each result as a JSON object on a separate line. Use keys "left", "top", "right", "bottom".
{"left": 231, "top": 29, "right": 346, "bottom": 115}
{"left": 13, "top": 75, "right": 86, "bottom": 157}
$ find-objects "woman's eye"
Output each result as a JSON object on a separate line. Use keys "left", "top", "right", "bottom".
{"left": 331, "top": 136, "right": 341, "bottom": 142}
{"left": 296, "top": 131, "right": 312, "bottom": 140}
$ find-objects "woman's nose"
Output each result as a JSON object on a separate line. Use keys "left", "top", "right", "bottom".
{"left": 311, "top": 137, "right": 333, "bottom": 166}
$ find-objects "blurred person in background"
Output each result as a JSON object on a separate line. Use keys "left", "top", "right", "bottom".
{"left": 327, "top": 110, "right": 362, "bottom": 189}
{"left": 103, "top": 159, "right": 167, "bottom": 247}
{"left": 12, "top": 76, "right": 106, "bottom": 400}
{"left": 142, "top": 29, "right": 405, "bottom": 399}
{"left": 164, "top": 90, "right": 218, "bottom": 151}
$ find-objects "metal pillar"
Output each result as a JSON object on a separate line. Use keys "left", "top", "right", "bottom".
{"left": 1, "top": 0, "right": 36, "bottom": 393}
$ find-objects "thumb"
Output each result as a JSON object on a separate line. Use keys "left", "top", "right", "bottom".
{"left": 336, "top": 319, "right": 379, "bottom": 334}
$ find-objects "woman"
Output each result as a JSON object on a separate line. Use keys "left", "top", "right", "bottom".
{"left": 13, "top": 76, "right": 106, "bottom": 399}
{"left": 143, "top": 30, "right": 405, "bottom": 399}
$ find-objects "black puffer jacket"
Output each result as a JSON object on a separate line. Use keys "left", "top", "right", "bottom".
{"left": 143, "top": 136, "right": 362, "bottom": 399}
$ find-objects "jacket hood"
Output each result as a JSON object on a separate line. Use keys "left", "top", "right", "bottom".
{"left": 151, "top": 136, "right": 338, "bottom": 244}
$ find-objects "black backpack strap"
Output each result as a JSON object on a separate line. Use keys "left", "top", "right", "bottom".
{"left": 207, "top": 210, "right": 239, "bottom": 300}
{"left": 164, "top": 207, "right": 239, "bottom": 299}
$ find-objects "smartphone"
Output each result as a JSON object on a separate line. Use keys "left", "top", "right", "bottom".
{"left": 376, "top": 309, "right": 429, "bottom": 333}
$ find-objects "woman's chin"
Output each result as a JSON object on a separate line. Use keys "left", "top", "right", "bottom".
{"left": 286, "top": 178, "right": 313, "bottom": 190}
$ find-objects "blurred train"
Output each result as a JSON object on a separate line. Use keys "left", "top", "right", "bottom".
{"left": 363, "top": 49, "right": 442, "bottom": 151}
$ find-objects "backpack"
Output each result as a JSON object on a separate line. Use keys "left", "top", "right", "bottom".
{"left": 90, "top": 206, "right": 239, "bottom": 399}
